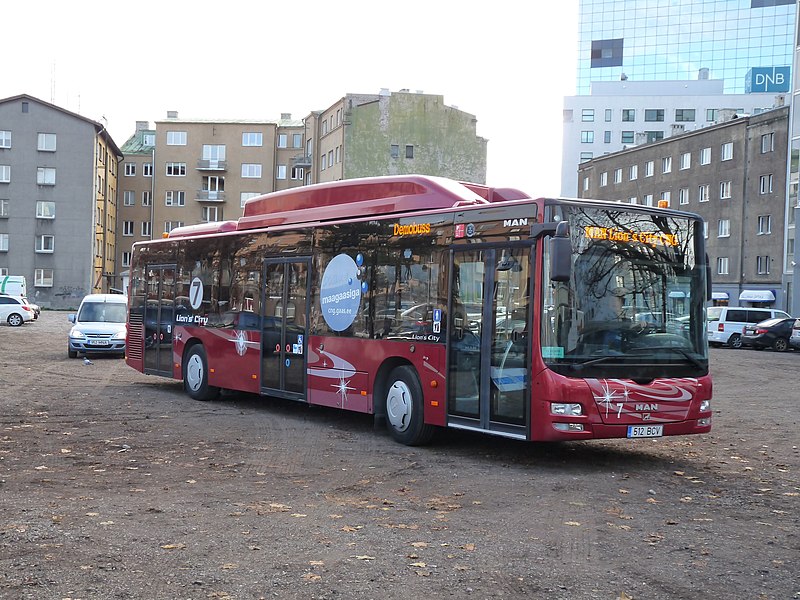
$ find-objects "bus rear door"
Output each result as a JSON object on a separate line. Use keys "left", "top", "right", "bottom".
{"left": 447, "top": 245, "right": 531, "bottom": 439}
{"left": 144, "top": 264, "right": 176, "bottom": 377}
{"left": 261, "top": 258, "right": 311, "bottom": 399}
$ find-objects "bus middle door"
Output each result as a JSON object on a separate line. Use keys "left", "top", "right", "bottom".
{"left": 143, "top": 264, "right": 176, "bottom": 377}
{"left": 261, "top": 258, "right": 311, "bottom": 400}
{"left": 447, "top": 245, "right": 531, "bottom": 439}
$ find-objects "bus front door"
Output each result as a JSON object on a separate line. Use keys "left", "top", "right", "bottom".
{"left": 143, "top": 264, "right": 176, "bottom": 377}
{"left": 447, "top": 246, "right": 531, "bottom": 439}
{"left": 261, "top": 258, "right": 311, "bottom": 400}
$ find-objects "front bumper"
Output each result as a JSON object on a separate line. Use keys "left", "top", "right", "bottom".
{"left": 69, "top": 338, "right": 126, "bottom": 354}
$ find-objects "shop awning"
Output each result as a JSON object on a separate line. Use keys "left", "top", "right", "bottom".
{"left": 738, "top": 290, "right": 775, "bottom": 302}
{"left": 711, "top": 292, "right": 729, "bottom": 300}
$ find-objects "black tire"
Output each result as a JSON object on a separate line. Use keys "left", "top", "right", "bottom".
{"left": 7, "top": 313, "right": 23, "bottom": 327}
{"left": 183, "top": 345, "right": 219, "bottom": 401}
{"left": 384, "top": 365, "right": 434, "bottom": 446}
{"left": 68, "top": 349, "right": 78, "bottom": 358}
{"left": 728, "top": 333, "right": 742, "bottom": 349}
{"left": 773, "top": 337, "right": 789, "bottom": 352}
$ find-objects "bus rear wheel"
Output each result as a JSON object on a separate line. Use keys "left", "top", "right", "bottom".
{"left": 385, "top": 366, "right": 433, "bottom": 446}
{"left": 183, "top": 345, "right": 219, "bottom": 401}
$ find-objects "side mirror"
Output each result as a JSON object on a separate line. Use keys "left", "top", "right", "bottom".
{"left": 68, "top": 314, "right": 76, "bottom": 323}
{"left": 549, "top": 221, "right": 572, "bottom": 282}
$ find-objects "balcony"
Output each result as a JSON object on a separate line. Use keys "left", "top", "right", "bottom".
{"left": 196, "top": 190, "right": 226, "bottom": 202}
{"left": 292, "top": 154, "right": 312, "bottom": 168}
{"left": 196, "top": 159, "right": 227, "bottom": 171}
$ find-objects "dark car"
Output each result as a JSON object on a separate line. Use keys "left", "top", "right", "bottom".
{"left": 741, "top": 317, "right": 797, "bottom": 352}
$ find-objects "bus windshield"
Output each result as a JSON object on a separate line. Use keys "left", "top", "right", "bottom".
{"left": 541, "top": 205, "right": 708, "bottom": 379}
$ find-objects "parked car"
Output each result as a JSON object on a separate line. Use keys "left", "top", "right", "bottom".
{"left": 0, "top": 295, "right": 34, "bottom": 326}
{"left": 741, "top": 317, "right": 797, "bottom": 352}
{"left": 707, "top": 306, "right": 791, "bottom": 349}
{"left": 68, "top": 294, "right": 128, "bottom": 358}
{"left": 791, "top": 320, "right": 800, "bottom": 350}
{"left": 0, "top": 293, "right": 38, "bottom": 320}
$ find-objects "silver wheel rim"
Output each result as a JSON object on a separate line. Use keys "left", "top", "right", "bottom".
{"left": 386, "top": 380, "right": 412, "bottom": 432}
{"left": 186, "top": 353, "right": 204, "bottom": 391}
{"left": 9, "top": 314, "right": 21, "bottom": 326}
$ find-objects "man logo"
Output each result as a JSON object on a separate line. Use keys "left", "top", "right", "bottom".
{"left": 503, "top": 218, "right": 528, "bottom": 227}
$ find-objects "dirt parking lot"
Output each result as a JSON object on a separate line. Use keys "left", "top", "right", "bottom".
{"left": 1, "top": 311, "right": 798, "bottom": 600}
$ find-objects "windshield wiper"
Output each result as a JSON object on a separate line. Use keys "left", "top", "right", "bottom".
{"left": 627, "top": 345, "right": 705, "bottom": 370}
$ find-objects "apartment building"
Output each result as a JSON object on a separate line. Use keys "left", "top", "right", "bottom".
{"left": 0, "top": 94, "right": 122, "bottom": 309}
{"left": 577, "top": 106, "right": 790, "bottom": 310}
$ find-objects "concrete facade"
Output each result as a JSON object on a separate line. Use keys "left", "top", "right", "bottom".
{"left": 577, "top": 106, "right": 790, "bottom": 311}
{"left": 0, "top": 94, "right": 122, "bottom": 309}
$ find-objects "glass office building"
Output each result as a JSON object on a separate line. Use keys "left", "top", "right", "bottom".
{"left": 577, "top": 0, "right": 796, "bottom": 95}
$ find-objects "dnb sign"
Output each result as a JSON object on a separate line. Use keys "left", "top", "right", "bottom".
{"left": 746, "top": 67, "right": 790, "bottom": 93}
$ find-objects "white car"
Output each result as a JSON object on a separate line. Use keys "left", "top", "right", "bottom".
{"left": 68, "top": 294, "right": 128, "bottom": 358}
{"left": 0, "top": 295, "right": 35, "bottom": 326}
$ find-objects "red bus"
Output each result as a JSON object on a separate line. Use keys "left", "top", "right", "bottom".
{"left": 126, "top": 175, "right": 712, "bottom": 445}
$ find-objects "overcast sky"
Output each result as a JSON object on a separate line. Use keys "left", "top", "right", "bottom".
{"left": 4, "top": 0, "right": 578, "bottom": 197}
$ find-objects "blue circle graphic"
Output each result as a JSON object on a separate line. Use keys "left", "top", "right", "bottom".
{"left": 320, "top": 254, "right": 362, "bottom": 331}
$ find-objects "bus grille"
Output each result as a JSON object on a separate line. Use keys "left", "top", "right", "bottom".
{"left": 127, "top": 314, "right": 144, "bottom": 360}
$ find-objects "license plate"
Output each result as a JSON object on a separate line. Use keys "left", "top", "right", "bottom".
{"left": 627, "top": 425, "right": 663, "bottom": 438}
{"left": 88, "top": 339, "right": 109, "bottom": 346}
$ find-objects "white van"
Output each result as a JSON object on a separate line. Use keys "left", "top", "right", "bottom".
{"left": 68, "top": 294, "right": 128, "bottom": 358}
{"left": 707, "top": 306, "right": 792, "bottom": 348}
{"left": 0, "top": 275, "right": 26, "bottom": 297}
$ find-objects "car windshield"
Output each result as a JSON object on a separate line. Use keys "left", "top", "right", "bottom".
{"left": 78, "top": 302, "right": 127, "bottom": 323}
{"left": 541, "top": 204, "right": 708, "bottom": 380}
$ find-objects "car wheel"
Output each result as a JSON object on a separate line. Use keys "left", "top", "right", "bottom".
{"left": 183, "top": 345, "right": 219, "bottom": 401}
{"left": 68, "top": 349, "right": 78, "bottom": 358}
{"left": 384, "top": 365, "right": 434, "bottom": 446}
{"left": 7, "top": 313, "right": 23, "bottom": 327}
{"left": 773, "top": 337, "right": 789, "bottom": 352}
{"left": 728, "top": 333, "right": 742, "bottom": 349}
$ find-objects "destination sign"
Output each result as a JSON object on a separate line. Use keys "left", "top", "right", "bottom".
{"left": 584, "top": 226, "right": 678, "bottom": 247}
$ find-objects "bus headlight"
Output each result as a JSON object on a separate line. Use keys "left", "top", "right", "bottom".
{"left": 551, "top": 402, "right": 583, "bottom": 416}
{"left": 699, "top": 400, "right": 710, "bottom": 412}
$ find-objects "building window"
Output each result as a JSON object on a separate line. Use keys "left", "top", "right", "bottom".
{"left": 721, "top": 142, "right": 734, "bottom": 161}
{"left": 579, "top": 152, "right": 593, "bottom": 162}
{"left": 0, "top": 267, "right": 7, "bottom": 276}
{"left": 35, "top": 234, "right": 54, "bottom": 253}
{"left": 35, "top": 268, "right": 53, "bottom": 287}
{"left": 628, "top": 197, "right": 637, "bottom": 204}
{"left": 143, "top": 163, "right": 153, "bottom": 177}
{"left": 141, "top": 222, "right": 151, "bottom": 237}
{"left": 644, "top": 109, "right": 664, "bottom": 122}
{"left": 36, "top": 167, "right": 55, "bottom": 186}
{"left": 662, "top": 156, "right": 672, "bottom": 174}
{"left": 242, "top": 164, "right": 262, "bottom": 178}
{"left": 335, "top": 146, "right": 341, "bottom": 163}
{"left": 644, "top": 194, "right": 653, "bottom": 207}
{"left": 124, "top": 163, "right": 136, "bottom": 176}
{"left": 123, "top": 221, "right": 134, "bottom": 236}
{"left": 660, "top": 191, "right": 671, "bottom": 206}
{"left": 122, "top": 252, "right": 131, "bottom": 267}
{"left": 698, "top": 184, "right": 710, "bottom": 202}
{"left": 164, "top": 221, "right": 184, "bottom": 234}
{"left": 0, "top": 198, "right": 8, "bottom": 217}
{"left": 719, "top": 181, "right": 732, "bottom": 199}
{"left": 590, "top": 38, "right": 623, "bottom": 68}
{"left": 603, "top": 131, "right": 611, "bottom": 143}
{"left": 166, "top": 162, "right": 186, "bottom": 176}
{"left": 242, "top": 132, "right": 263, "bottom": 147}
{"left": 629, "top": 164, "right": 638, "bottom": 181}
{"left": 621, "top": 109, "right": 635, "bottom": 122}
{"left": 680, "top": 152, "right": 691, "bottom": 170}
{"left": 645, "top": 131, "right": 664, "bottom": 143}
{"left": 202, "top": 206, "right": 219, "bottom": 222}
{"left": 614, "top": 168, "right": 622, "bottom": 184}
{"left": 700, "top": 147, "right": 711, "bottom": 165}
{"left": 402, "top": 145, "right": 413, "bottom": 159}
{"left": 277, "top": 134, "right": 288, "bottom": 148}
{"left": 706, "top": 109, "right": 716, "bottom": 122}
{"left": 123, "top": 191, "right": 135, "bottom": 206}
{"left": 293, "top": 133, "right": 302, "bottom": 148}
{"left": 36, "top": 201, "right": 55, "bottom": 218}
{"left": 760, "top": 174, "right": 773, "bottom": 194}
{"left": 276, "top": 165, "right": 287, "bottom": 180}
{"left": 581, "top": 131, "right": 594, "bottom": 143}
{"left": 37, "top": 133, "right": 57, "bottom": 151}
{"left": 761, "top": 132, "right": 774, "bottom": 153}
{"left": 600, "top": 172, "right": 608, "bottom": 187}
{"left": 0, "top": 233, "right": 7, "bottom": 251}
{"left": 142, "top": 191, "right": 152, "bottom": 206}
{"left": 583, "top": 177, "right": 589, "bottom": 192}
{"left": 757, "top": 215, "right": 772, "bottom": 235}
{"left": 202, "top": 145, "right": 226, "bottom": 161}
{"left": 166, "top": 131, "right": 187, "bottom": 145}
{"left": 756, "top": 255, "right": 770, "bottom": 275}
{"left": 621, "top": 131, "right": 634, "bottom": 144}
{"left": 645, "top": 161, "right": 654, "bottom": 177}
{"left": 320, "top": 153, "right": 327, "bottom": 170}
{"left": 704, "top": 222, "right": 709, "bottom": 239}
{"left": 679, "top": 187, "right": 689, "bottom": 205}
{"left": 717, "top": 257, "right": 729, "bottom": 275}
{"left": 581, "top": 109, "right": 594, "bottom": 122}
{"left": 390, "top": 144, "right": 399, "bottom": 159}
{"left": 718, "top": 219, "right": 730, "bottom": 238}
{"left": 240, "top": 192, "right": 260, "bottom": 208}
{"left": 0, "top": 130, "right": 10, "bottom": 148}
{"left": 165, "top": 191, "right": 186, "bottom": 206}
{"left": 291, "top": 166, "right": 304, "bottom": 180}
{"left": 143, "top": 133, "right": 155, "bottom": 146}
{"left": 674, "top": 109, "right": 695, "bottom": 122}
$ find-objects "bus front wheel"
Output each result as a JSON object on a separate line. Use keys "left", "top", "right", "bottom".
{"left": 183, "top": 345, "right": 220, "bottom": 401}
{"left": 385, "top": 366, "right": 434, "bottom": 446}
